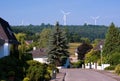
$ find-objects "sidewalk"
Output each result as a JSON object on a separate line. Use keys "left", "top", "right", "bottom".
{"left": 50, "top": 71, "right": 66, "bottom": 81}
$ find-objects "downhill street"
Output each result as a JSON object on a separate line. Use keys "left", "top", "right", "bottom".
{"left": 60, "top": 69, "right": 120, "bottom": 81}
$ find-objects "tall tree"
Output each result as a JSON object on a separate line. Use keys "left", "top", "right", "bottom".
{"left": 77, "top": 43, "right": 93, "bottom": 60}
{"left": 39, "top": 28, "right": 51, "bottom": 48}
{"left": 103, "top": 23, "right": 120, "bottom": 65}
{"left": 103, "top": 23, "right": 120, "bottom": 55}
{"left": 15, "top": 33, "right": 27, "bottom": 59}
{"left": 85, "top": 49, "right": 100, "bottom": 63}
{"left": 47, "top": 22, "right": 69, "bottom": 66}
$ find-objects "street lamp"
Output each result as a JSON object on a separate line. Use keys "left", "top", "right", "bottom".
{"left": 100, "top": 45, "right": 103, "bottom": 70}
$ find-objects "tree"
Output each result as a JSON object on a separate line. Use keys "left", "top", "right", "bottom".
{"left": 104, "top": 52, "right": 120, "bottom": 65}
{"left": 103, "top": 23, "right": 120, "bottom": 55}
{"left": 77, "top": 43, "right": 93, "bottom": 60}
{"left": 47, "top": 22, "right": 69, "bottom": 66}
{"left": 81, "top": 37, "right": 90, "bottom": 44}
{"left": 103, "top": 23, "right": 120, "bottom": 65}
{"left": 85, "top": 49, "right": 100, "bottom": 63}
{"left": 15, "top": 33, "right": 27, "bottom": 59}
{"left": 39, "top": 28, "right": 51, "bottom": 48}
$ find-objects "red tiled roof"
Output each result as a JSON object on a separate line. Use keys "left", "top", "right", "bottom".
{"left": 25, "top": 40, "right": 33, "bottom": 45}
{"left": 29, "top": 48, "right": 47, "bottom": 58}
{"left": 0, "top": 17, "right": 20, "bottom": 44}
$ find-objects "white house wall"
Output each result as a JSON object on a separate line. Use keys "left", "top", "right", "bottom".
{"left": 33, "top": 57, "right": 48, "bottom": 63}
{"left": 4, "top": 43, "right": 10, "bottom": 56}
{"left": 0, "top": 43, "right": 10, "bottom": 58}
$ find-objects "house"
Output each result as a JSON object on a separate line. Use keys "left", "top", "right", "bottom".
{"left": 25, "top": 40, "right": 33, "bottom": 45}
{"left": 29, "top": 48, "right": 48, "bottom": 63}
{"left": 0, "top": 17, "right": 20, "bottom": 58}
{"left": 93, "top": 40, "right": 104, "bottom": 51}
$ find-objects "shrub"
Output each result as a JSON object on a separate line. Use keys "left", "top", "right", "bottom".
{"left": 8, "top": 71, "right": 15, "bottom": 76}
{"left": 104, "top": 52, "right": 120, "bottom": 65}
{"left": 26, "top": 60, "right": 45, "bottom": 81}
{"left": 104, "top": 66, "right": 115, "bottom": 70}
{"left": 0, "top": 56, "right": 22, "bottom": 79}
{"left": 115, "top": 64, "right": 120, "bottom": 75}
{"left": 60, "top": 56, "right": 67, "bottom": 66}
{"left": 26, "top": 60, "right": 52, "bottom": 81}
{"left": 71, "top": 60, "right": 84, "bottom": 68}
{"left": 23, "top": 77, "right": 30, "bottom": 81}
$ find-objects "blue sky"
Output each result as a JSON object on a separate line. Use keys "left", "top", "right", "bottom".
{"left": 0, "top": 0, "right": 120, "bottom": 26}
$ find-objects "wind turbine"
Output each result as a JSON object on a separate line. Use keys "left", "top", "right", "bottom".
{"left": 21, "top": 20, "right": 24, "bottom": 25}
{"left": 91, "top": 16, "right": 100, "bottom": 25}
{"left": 61, "top": 10, "right": 70, "bottom": 25}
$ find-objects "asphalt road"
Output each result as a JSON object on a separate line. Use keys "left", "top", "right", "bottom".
{"left": 60, "top": 69, "right": 118, "bottom": 81}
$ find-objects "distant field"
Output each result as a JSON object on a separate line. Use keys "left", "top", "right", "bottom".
{"left": 68, "top": 43, "right": 81, "bottom": 56}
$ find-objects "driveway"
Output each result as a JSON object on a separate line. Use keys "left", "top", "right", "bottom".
{"left": 60, "top": 69, "right": 120, "bottom": 81}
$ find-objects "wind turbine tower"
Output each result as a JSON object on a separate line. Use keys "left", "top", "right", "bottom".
{"left": 61, "top": 10, "right": 70, "bottom": 25}
{"left": 21, "top": 20, "right": 24, "bottom": 25}
{"left": 91, "top": 16, "right": 100, "bottom": 25}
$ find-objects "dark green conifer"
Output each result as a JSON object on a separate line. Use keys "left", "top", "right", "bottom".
{"left": 47, "top": 22, "right": 69, "bottom": 66}
{"left": 103, "top": 23, "right": 120, "bottom": 55}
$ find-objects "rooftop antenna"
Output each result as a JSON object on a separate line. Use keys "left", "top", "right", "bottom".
{"left": 91, "top": 16, "right": 100, "bottom": 25}
{"left": 61, "top": 10, "right": 70, "bottom": 25}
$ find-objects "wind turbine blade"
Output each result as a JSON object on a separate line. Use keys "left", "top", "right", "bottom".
{"left": 90, "top": 16, "right": 94, "bottom": 19}
{"left": 96, "top": 16, "right": 100, "bottom": 19}
{"left": 66, "top": 12, "right": 71, "bottom": 15}
{"left": 61, "top": 10, "right": 65, "bottom": 14}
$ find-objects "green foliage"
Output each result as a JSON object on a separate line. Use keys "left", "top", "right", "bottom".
{"left": 26, "top": 60, "right": 51, "bottom": 81}
{"left": 115, "top": 64, "right": 120, "bottom": 75}
{"left": 8, "top": 71, "right": 15, "bottom": 76}
{"left": 81, "top": 37, "right": 90, "bottom": 44}
{"left": 0, "top": 56, "right": 24, "bottom": 80}
{"left": 93, "top": 39, "right": 101, "bottom": 47}
{"left": 47, "top": 22, "right": 69, "bottom": 66}
{"left": 26, "top": 60, "right": 41, "bottom": 66}
{"left": 102, "top": 23, "right": 120, "bottom": 65}
{"left": 77, "top": 43, "right": 93, "bottom": 60}
{"left": 104, "top": 52, "right": 120, "bottom": 65}
{"left": 103, "top": 23, "right": 120, "bottom": 55}
{"left": 12, "top": 24, "right": 108, "bottom": 43}
{"left": 23, "top": 77, "right": 30, "bottom": 81}
{"left": 85, "top": 50, "right": 100, "bottom": 63}
{"left": 39, "top": 28, "right": 52, "bottom": 48}
{"left": 15, "top": 33, "right": 27, "bottom": 59}
{"left": 104, "top": 65, "right": 115, "bottom": 70}
{"left": 71, "top": 60, "right": 84, "bottom": 68}
{"left": 0, "top": 52, "right": 33, "bottom": 80}
{"left": 60, "top": 56, "right": 68, "bottom": 66}
{"left": 15, "top": 33, "right": 26, "bottom": 42}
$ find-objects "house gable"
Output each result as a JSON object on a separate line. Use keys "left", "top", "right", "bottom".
{"left": 0, "top": 17, "right": 20, "bottom": 58}
{"left": 0, "top": 17, "right": 19, "bottom": 44}
{"left": 29, "top": 48, "right": 48, "bottom": 63}
{"left": 93, "top": 40, "right": 104, "bottom": 51}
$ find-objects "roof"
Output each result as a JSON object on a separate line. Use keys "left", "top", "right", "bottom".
{"left": 93, "top": 40, "right": 104, "bottom": 51}
{"left": 0, "top": 17, "right": 20, "bottom": 44}
{"left": 25, "top": 40, "right": 33, "bottom": 45}
{"left": 29, "top": 48, "right": 47, "bottom": 58}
